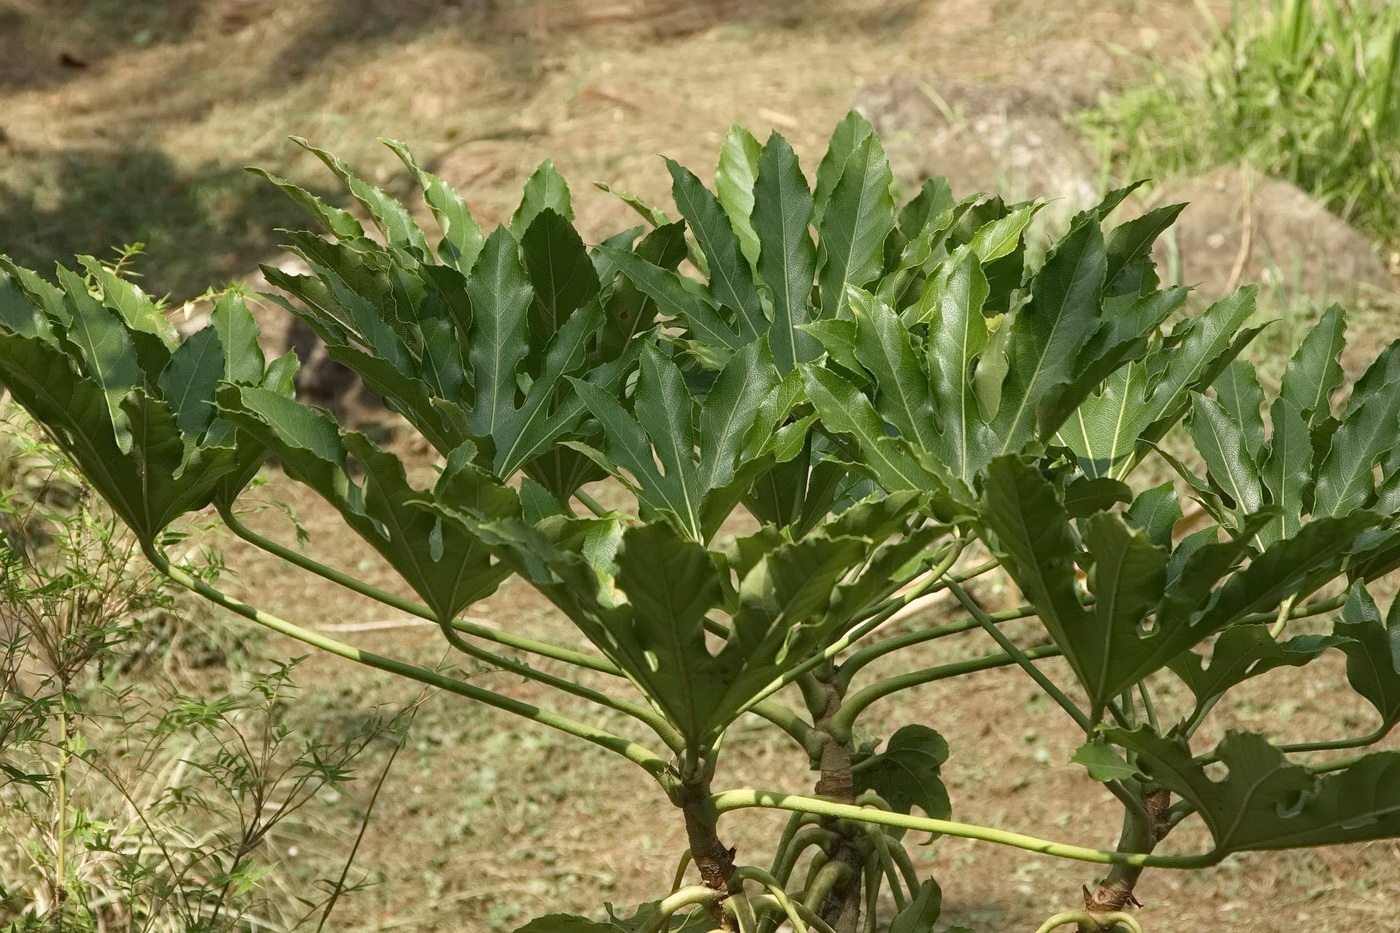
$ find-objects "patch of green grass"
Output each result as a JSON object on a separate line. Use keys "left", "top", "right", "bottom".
{"left": 1082, "top": 0, "right": 1400, "bottom": 246}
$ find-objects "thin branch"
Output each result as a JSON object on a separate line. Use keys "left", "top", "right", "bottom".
{"left": 944, "top": 577, "right": 1092, "bottom": 734}
{"left": 831, "top": 643, "right": 1062, "bottom": 740}
{"left": 145, "top": 545, "right": 674, "bottom": 784}
{"left": 709, "top": 790, "right": 1220, "bottom": 868}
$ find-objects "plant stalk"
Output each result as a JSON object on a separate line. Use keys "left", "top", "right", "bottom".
{"left": 709, "top": 790, "right": 1220, "bottom": 868}
{"left": 144, "top": 545, "right": 674, "bottom": 783}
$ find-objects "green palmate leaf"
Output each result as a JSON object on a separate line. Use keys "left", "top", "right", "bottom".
{"left": 808, "top": 222, "right": 1130, "bottom": 511}
{"left": 456, "top": 509, "right": 890, "bottom": 745}
{"left": 220, "top": 385, "right": 509, "bottom": 621}
{"left": 1070, "top": 737, "right": 1142, "bottom": 783}
{"left": 613, "top": 523, "right": 729, "bottom": 744}
{"left": 1333, "top": 582, "right": 1400, "bottom": 727}
{"left": 715, "top": 124, "right": 764, "bottom": 268}
{"left": 246, "top": 167, "right": 363, "bottom": 239}
{"left": 0, "top": 342, "right": 256, "bottom": 545}
{"left": 466, "top": 225, "right": 535, "bottom": 443}
{"left": 1110, "top": 729, "right": 1400, "bottom": 854}
{"left": 594, "top": 181, "right": 671, "bottom": 229}
{"left": 1125, "top": 481, "right": 1181, "bottom": 549}
{"left": 0, "top": 266, "right": 57, "bottom": 339}
{"left": 157, "top": 326, "right": 224, "bottom": 440}
{"left": 947, "top": 196, "right": 1024, "bottom": 316}
{"left": 1103, "top": 201, "right": 1185, "bottom": 295}
{"left": 802, "top": 364, "right": 944, "bottom": 499}
{"left": 981, "top": 457, "right": 1309, "bottom": 720}
{"left": 979, "top": 457, "right": 1104, "bottom": 703}
{"left": 1059, "top": 287, "right": 1259, "bottom": 479}
{"left": 1036, "top": 285, "right": 1188, "bottom": 436}
{"left": 78, "top": 258, "right": 179, "bottom": 351}
{"left": 1189, "top": 392, "right": 1264, "bottom": 516}
{"left": 383, "top": 137, "right": 485, "bottom": 274}
{"left": 0, "top": 331, "right": 142, "bottom": 525}
{"left": 1213, "top": 360, "right": 1266, "bottom": 458}
{"left": 991, "top": 209, "right": 1107, "bottom": 449}
{"left": 889, "top": 880, "right": 945, "bottom": 933}
{"left": 1195, "top": 511, "right": 1383, "bottom": 631}
{"left": 569, "top": 343, "right": 790, "bottom": 542}
{"left": 294, "top": 137, "right": 430, "bottom": 255}
{"left": 1259, "top": 394, "right": 1312, "bottom": 546}
{"left": 1063, "top": 477, "right": 1132, "bottom": 520}
{"left": 896, "top": 176, "right": 954, "bottom": 242}
{"left": 1168, "top": 624, "right": 1345, "bottom": 710}
{"left": 666, "top": 159, "right": 765, "bottom": 341}
{"left": 52, "top": 265, "right": 144, "bottom": 453}
{"left": 599, "top": 244, "right": 746, "bottom": 352}
{"left": 925, "top": 248, "right": 993, "bottom": 493}
{"left": 1279, "top": 303, "right": 1346, "bottom": 425}
{"left": 815, "top": 131, "right": 897, "bottom": 319}
{"left": 878, "top": 187, "right": 967, "bottom": 309}
{"left": 511, "top": 159, "right": 573, "bottom": 237}
{"left": 268, "top": 187, "right": 625, "bottom": 493}
{"left": 1312, "top": 342, "right": 1400, "bottom": 517}
{"left": 966, "top": 202, "right": 1040, "bottom": 265}
{"left": 1077, "top": 509, "right": 1169, "bottom": 718}
{"left": 753, "top": 132, "right": 818, "bottom": 373}
{"left": 847, "top": 287, "right": 949, "bottom": 476}
{"left": 598, "top": 221, "right": 687, "bottom": 359}
{"left": 521, "top": 209, "right": 602, "bottom": 347}
{"left": 978, "top": 459, "right": 1085, "bottom": 643}
{"left": 854, "top": 725, "right": 950, "bottom": 819}
{"left": 813, "top": 109, "right": 877, "bottom": 224}
{"left": 210, "top": 292, "right": 266, "bottom": 384}
{"left": 0, "top": 262, "right": 283, "bottom": 543}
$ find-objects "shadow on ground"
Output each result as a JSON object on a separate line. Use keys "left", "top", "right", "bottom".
{"left": 0, "top": 0, "right": 204, "bottom": 91}
{"left": 0, "top": 144, "right": 321, "bottom": 300}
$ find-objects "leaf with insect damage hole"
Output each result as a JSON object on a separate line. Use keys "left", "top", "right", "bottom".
{"left": 855, "top": 725, "right": 950, "bottom": 820}
{"left": 1110, "top": 728, "right": 1400, "bottom": 854}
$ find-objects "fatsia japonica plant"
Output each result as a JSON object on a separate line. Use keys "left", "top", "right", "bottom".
{"left": 1, "top": 111, "right": 1399, "bottom": 933}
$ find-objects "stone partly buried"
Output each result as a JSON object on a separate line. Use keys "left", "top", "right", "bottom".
{"left": 856, "top": 74, "right": 1396, "bottom": 309}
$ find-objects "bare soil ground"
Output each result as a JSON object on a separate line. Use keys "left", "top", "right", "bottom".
{"left": 3, "top": 1, "right": 1399, "bottom": 930}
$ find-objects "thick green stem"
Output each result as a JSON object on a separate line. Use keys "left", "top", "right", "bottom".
{"left": 734, "top": 574, "right": 950, "bottom": 721}
{"left": 426, "top": 611, "right": 684, "bottom": 753}
{"left": 637, "top": 886, "right": 723, "bottom": 933}
{"left": 831, "top": 643, "right": 1062, "bottom": 741}
{"left": 771, "top": 825, "right": 835, "bottom": 890}
{"left": 222, "top": 505, "right": 810, "bottom": 755}
{"left": 573, "top": 488, "right": 610, "bottom": 518}
{"left": 218, "top": 505, "right": 617, "bottom": 673}
{"left": 801, "top": 669, "right": 865, "bottom": 933}
{"left": 709, "top": 790, "right": 1220, "bottom": 868}
{"left": 834, "top": 603, "right": 1041, "bottom": 690}
{"left": 677, "top": 774, "right": 737, "bottom": 929}
{"left": 1283, "top": 724, "right": 1393, "bottom": 756}
{"left": 945, "top": 578, "right": 1093, "bottom": 733}
{"left": 1077, "top": 788, "right": 1171, "bottom": 931}
{"left": 145, "top": 546, "right": 673, "bottom": 784}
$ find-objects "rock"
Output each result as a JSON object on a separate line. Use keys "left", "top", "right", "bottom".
{"left": 1144, "top": 165, "right": 1396, "bottom": 308}
{"left": 854, "top": 76, "right": 1100, "bottom": 227}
